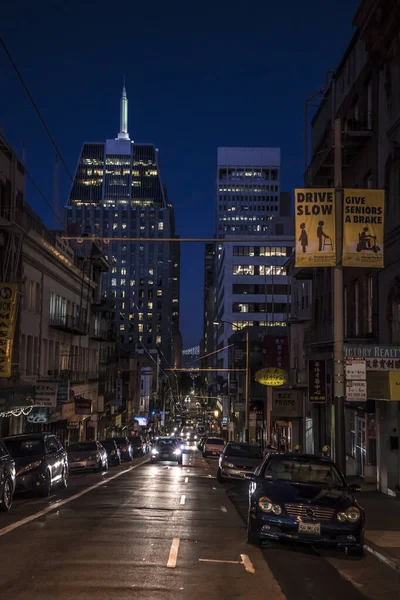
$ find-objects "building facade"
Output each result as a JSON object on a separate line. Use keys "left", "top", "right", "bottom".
{"left": 65, "top": 84, "right": 181, "bottom": 369}
{"left": 290, "top": 0, "right": 400, "bottom": 494}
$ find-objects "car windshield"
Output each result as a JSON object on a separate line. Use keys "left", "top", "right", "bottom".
{"left": 157, "top": 439, "right": 175, "bottom": 447}
{"left": 130, "top": 437, "right": 141, "bottom": 444}
{"left": 225, "top": 444, "right": 262, "bottom": 458}
{"left": 100, "top": 440, "right": 114, "bottom": 449}
{"left": 4, "top": 438, "right": 44, "bottom": 457}
{"left": 207, "top": 438, "right": 224, "bottom": 445}
{"left": 114, "top": 438, "right": 127, "bottom": 444}
{"left": 264, "top": 458, "right": 344, "bottom": 487}
{"left": 68, "top": 442, "right": 97, "bottom": 452}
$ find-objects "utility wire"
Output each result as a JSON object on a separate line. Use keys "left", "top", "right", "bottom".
{"left": 0, "top": 36, "right": 74, "bottom": 182}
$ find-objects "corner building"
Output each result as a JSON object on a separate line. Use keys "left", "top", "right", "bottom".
{"left": 65, "top": 85, "right": 180, "bottom": 367}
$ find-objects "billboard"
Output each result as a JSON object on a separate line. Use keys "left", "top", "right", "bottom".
{"left": 294, "top": 189, "right": 336, "bottom": 267}
{"left": 0, "top": 283, "right": 18, "bottom": 378}
{"left": 342, "top": 189, "right": 384, "bottom": 268}
{"left": 308, "top": 360, "right": 327, "bottom": 403}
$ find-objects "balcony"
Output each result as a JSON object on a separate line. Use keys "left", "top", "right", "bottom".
{"left": 49, "top": 313, "right": 87, "bottom": 335}
{"left": 90, "top": 318, "right": 115, "bottom": 342}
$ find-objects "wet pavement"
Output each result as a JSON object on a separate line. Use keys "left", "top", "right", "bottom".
{"left": 0, "top": 448, "right": 399, "bottom": 599}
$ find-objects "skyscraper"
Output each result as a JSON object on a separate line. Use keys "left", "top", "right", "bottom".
{"left": 65, "top": 83, "right": 180, "bottom": 366}
{"left": 213, "top": 147, "right": 294, "bottom": 366}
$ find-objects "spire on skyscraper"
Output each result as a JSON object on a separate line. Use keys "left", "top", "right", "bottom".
{"left": 117, "top": 77, "right": 130, "bottom": 141}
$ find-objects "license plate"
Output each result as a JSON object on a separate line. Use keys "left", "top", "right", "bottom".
{"left": 298, "top": 522, "right": 320, "bottom": 535}
{"left": 212, "top": 451, "right": 218, "bottom": 455}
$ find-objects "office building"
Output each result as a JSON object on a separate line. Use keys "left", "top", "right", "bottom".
{"left": 65, "top": 83, "right": 181, "bottom": 367}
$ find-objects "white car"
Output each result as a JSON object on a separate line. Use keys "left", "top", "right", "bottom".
{"left": 202, "top": 437, "right": 225, "bottom": 458}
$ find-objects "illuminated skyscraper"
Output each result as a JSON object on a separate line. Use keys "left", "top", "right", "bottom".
{"left": 65, "top": 83, "right": 181, "bottom": 365}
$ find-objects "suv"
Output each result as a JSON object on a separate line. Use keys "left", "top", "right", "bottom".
{"left": 4, "top": 433, "right": 68, "bottom": 497}
{"left": 0, "top": 439, "right": 16, "bottom": 511}
{"left": 202, "top": 437, "right": 225, "bottom": 458}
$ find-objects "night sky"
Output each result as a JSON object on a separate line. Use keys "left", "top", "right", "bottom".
{"left": 1, "top": 0, "right": 357, "bottom": 348}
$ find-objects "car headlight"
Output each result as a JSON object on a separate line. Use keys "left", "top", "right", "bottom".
{"left": 111, "top": 450, "right": 116, "bottom": 455}
{"left": 194, "top": 435, "right": 198, "bottom": 440}
{"left": 272, "top": 504, "right": 282, "bottom": 515}
{"left": 152, "top": 450, "right": 159, "bottom": 455}
{"left": 174, "top": 449, "right": 181, "bottom": 455}
{"left": 222, "top": 461, "right": 235, "bottom": 468}
{"left": 17, "top": 460, "right": 42, "bottom": 476}
{"left": 258, "top": 496, "right": 273, "bottom": 512}
{"left": 88, "top": 454, "right": 97, "bottom": 460}
{"left": 345, "top": 507, "right": 361, "bottom": 522}
{"left": 337, "top": 512, "right": 347, "bottom": 522}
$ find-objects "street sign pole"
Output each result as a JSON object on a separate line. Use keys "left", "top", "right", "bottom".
{"left": 333, "top": 118, "right": 346, "bottom": 472}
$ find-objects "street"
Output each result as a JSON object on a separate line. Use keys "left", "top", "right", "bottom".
{"left": 0, "top": 448, "right": 399, "bottom": 600}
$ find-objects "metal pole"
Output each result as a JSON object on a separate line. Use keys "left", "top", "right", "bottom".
{"left": 333, "top": 118, "right": 345, "bottom": 472}
{"left": 244, "top": 328, "right": 249, "bottom": 442}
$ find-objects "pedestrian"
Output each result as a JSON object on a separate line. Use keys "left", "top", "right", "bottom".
{"left": 298, "top": 223, "right": 308, "bottom": 253}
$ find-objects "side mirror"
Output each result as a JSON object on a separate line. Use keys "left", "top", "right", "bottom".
{"left": 349, "top": 483, "right": 361, "bottom": 493}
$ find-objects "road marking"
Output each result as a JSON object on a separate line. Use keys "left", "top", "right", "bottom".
{"left": 199, "top": 559, "right": 240, "bottom": 564}
{"left": 240, "top": 554, "right": 256, "bottom": 574}
{"left": 167, "top": 538, "right": 180, "bottom": 568}
{"left": 180, "top": 494, "right": 186, "bottom": 505}
{"left": 0, "top": 458, "right": 149, "bottom": 539}
{"left": 184, "top": 477, "right": 189, "bottom": 483}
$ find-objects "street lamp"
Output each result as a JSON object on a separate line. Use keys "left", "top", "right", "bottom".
{"left": 214, "top": 410, "right": 219, "bottom": 418}
{"left": 213, "top": 320, "right": 249, "bottom": 443}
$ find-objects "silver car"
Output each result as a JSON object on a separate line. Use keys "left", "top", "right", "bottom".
{"left": 217, "top": 442, "right": 263, "bottom": 482}
{"left": 67, "top": 441, "right": 108, "bottom": 472}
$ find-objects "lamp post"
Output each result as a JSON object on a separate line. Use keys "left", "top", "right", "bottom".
{"left": 213, "top": 320, "right": 249, "bottom": 442}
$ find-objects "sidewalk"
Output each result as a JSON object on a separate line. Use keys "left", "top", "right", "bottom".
{"left": 353, "top": 481, "right": 400, "bottom": 573}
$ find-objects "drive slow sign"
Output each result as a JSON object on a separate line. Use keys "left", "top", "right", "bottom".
{"left": 272, "top": 390, "right": 302, "bottom": 418}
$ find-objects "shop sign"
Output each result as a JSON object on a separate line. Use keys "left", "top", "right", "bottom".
{"left": 272, "top": 390, "right": 302, "bottom": 418}
{"left": 234, "top": 402, "right": 245, "bottom": 412}
{"left": 264, "top": 336, "right": 289, "bottom": 370}
{"left": 67, "top": 421, "right": 80, "bottom": 429}
{"left": 115, "top": 413, "right": 122, "bottom": 427}
{"left": 35, "top": 382, "right": 58, "bottom": 407}
{"left": 342, "top": 189, "right": 384, "bottom": 268}
{"left": 308, "top": 360, "right": 326, "bottom": 403}
{"left": 389, "top": 371, "right": 400, "bottom": 401}
{"left": 75, "top": 398, "right": 91, "bottom": 415}
{"left": 26, "top": 406, "right": 49, "bottom": 425}
{"left": 115, "top": 379, "right": 123, "bottom": 406}
{"left": 294, "top": 188, "right": 336, "bottom": 267}
{"left": 255, "top": 367, "right": 287, "bottom": 387}
{"left": 344, "top": 345, "right": 400, "bottom": 370}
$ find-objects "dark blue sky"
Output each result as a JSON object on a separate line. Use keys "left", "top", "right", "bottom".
{"left": 1, "top": 0, "right": 358, "bottom": 348}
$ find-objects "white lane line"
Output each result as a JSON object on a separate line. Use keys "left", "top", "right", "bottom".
{"left": 0, "top": 458, "right": 149, "bottom": 539}
{"left": 240, "top": 554, "right": 256, "bottom": 574}
{"left": 167, "top": 538, "right": 180, "bottom": 568}
{"left": 199, "top": 559, "right": 240, "bottom": 564}
{"left": 180, "top": 494, "right": 186, "bottom": 505}
{"left": 184, "top": 477, "right": 189, "bottom": 483}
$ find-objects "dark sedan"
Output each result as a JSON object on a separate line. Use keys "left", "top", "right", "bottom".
{"left": 246, "top": 453, "right": 365, "bottom": 556}
{"left": 100, "top": 439, "right": 121, "bottom": 466}
{"left": 112, "top": 437, "right": 133, "bottom": 462}
{"left": 0, "top": 439, "right": 16, "bottom": 512}
{"left": 151, "top": 437, "right": 182, "bottom": 464}
{"left": 4, "top": 433, "right": 68, "bottom": 497}
{"left": 217, "top": 443, "right": 263, "bottom": 482}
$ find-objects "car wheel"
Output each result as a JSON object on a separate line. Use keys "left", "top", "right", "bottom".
{"left": 104, "top": 459, "right": 108, "bottom": 470}
{"left": 97, "top": 459, "right": 103, "bottom": 472}
{"left": 40, "top": 470, "right": 51, "bottom": 497}
{"left": 216, "top": 468, "right": 225, "bottom": 483}
{"left": 247, "top": 515, "right": 260, "bottom": 546}
{"left": 0, "top": 477, "right": 13, "bottom": 512}
{"left": 60, "top": 466, "right": 69, "bottom": 489}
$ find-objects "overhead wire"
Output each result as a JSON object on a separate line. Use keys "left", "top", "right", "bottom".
{"left": 0, "top": 36, "right": 74, "bottom": 182}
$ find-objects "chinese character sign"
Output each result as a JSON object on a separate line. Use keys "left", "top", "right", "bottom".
{"left": 0, "top": 283, "right": 18, "bottom": 378}
{"left": 264, "top": 336, "right": 289, "bottom": 370}
{"left": 342, "top": 189, "right": 384, "bottom": 268}
{"left": 294, "top": 189, "right": 336, "bottom": 267}
{"left": 308, "top": 360, "right": 327, "bottom": 403}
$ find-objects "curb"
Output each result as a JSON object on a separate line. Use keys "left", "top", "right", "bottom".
{"left": 364, "top": 538, "right": 400, "bottom": 574}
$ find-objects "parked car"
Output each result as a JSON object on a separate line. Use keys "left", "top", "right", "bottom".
{"left": 246, "top": 453, "right": 365, "bottom": 556}
{"left": 217, "top": 443, "right": 263, "bottom": 482}
{"left": 3, "top": 433, "right": 68, "bottom": 497}
{"left": 112, "top": 437, "right": 133, "bottom": 462}
{"left": 0, "top": 439, "right": 16, "bottom": 512}
{"left": 99, "top": 439, "right": 121, "bottom": 466}
{"left": 68, "top": 441, "right": 108, "bottom": 472}
{"left": 202, "top": 437, "right": 225, "bottom": 458}
{"left": 151, "top": 437, "right": 182, "bottom": 464}
{"left": 129, "top": 435, "right": 145, "bottom": 457}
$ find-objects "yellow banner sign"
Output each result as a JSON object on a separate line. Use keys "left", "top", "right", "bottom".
{"left": 0, "top": 283, "right": 18, "bottom": 378}
{"left": 343, "top": 189, "right": 384, "bottom": 268}
{"left": 255, "top": 367, "right": 287, "bottom": 387}
{"left": 294, "top": 189, "right": 336, "bottom": 267}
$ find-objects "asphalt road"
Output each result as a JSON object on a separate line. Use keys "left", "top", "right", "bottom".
{"left": 0, "top": 448, "right": 398, "bottom": 600}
